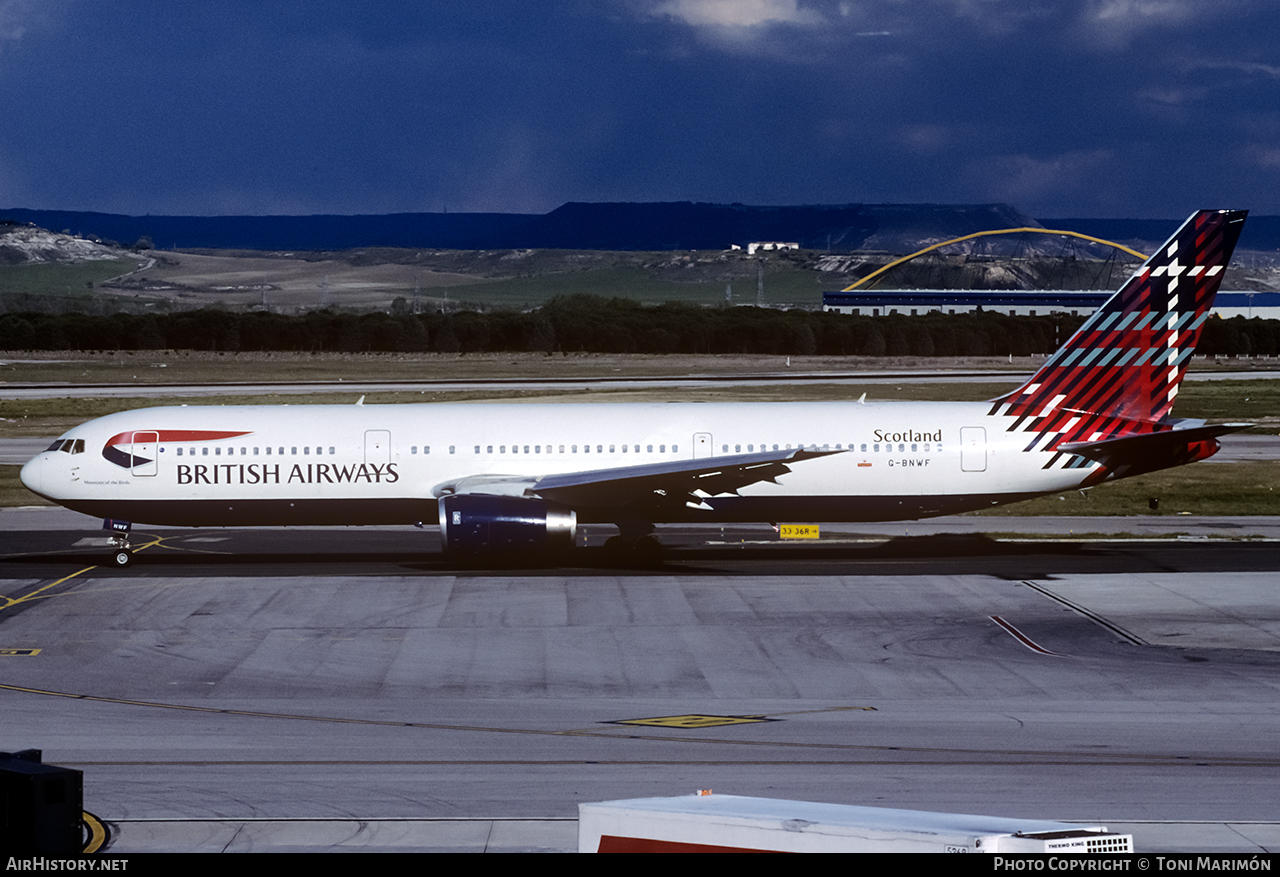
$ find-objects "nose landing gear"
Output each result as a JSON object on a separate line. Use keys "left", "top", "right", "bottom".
{"left": 103, "top": 518, "right": 133, "bottom": 567}
{"left": 111, "top": 544, "right": 132, "bottom": 567}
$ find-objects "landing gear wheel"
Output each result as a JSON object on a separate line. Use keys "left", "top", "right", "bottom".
{"left": 602, "top": 536, "right": 627, "bottom": 562}
{"left": 632, "top": 535, "right": 665, "bottom": 567}
{"left": 602, "top": 534, "right": 664, "bottom": 567}
{"left": 112, "top": 549, "right": 132, "bottom": 567}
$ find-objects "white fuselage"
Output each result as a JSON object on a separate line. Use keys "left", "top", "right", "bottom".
{"left": 21, "top": 399, "right": 1093, "bottom": 527}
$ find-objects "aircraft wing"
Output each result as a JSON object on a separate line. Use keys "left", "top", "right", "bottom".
{"left": 432, "top": 447, "right": 843, "bottom": 510}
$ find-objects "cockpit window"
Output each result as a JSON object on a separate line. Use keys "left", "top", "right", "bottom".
{"left": 47, "top": 438, "right": 86, "bottom": 454}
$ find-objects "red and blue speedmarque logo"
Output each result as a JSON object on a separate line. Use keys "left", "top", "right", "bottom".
{"left": 102, "top": 430, "right": 252, "bottom": 469}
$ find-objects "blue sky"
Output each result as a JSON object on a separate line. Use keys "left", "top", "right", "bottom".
{"left": 2, "top": 0, "right": 1278, "bottom": 218}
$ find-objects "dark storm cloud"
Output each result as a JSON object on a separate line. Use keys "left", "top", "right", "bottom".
{"left": 1, "top": 0, "right": 1277, "bottom": 217}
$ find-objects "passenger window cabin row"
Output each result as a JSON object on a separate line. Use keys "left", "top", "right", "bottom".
{"left": 409, "top": 444, "right": 679, "bottom": 455}
{"left": 170, "top": 446, "right": 336, "bottom": 457}
{"left": 406, "top": 442, "right": 943, "bottom": 456}
{"left": 110, "top": 439, "right": 943, "bottom": 458}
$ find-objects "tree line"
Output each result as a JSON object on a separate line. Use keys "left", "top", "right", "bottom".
{"left": 1, "top": 294, "right": 1277, "bottom": 357}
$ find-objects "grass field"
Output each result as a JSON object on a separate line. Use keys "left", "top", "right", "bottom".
{"left": 0, "top": 374, "right": 1032, "bottom": 439}
{"left": 0, "top": 349, "right": 1045, "bottom": 386}
{"left": 968, "top": 460, "right": 1280, "bottom": 517}
{"left": 0, "top": 258, "right": 140, "bottom": 293}
{"left": 4, "top": 347, "right": 1276, "bottom": 386}
{"left": 0, "top": 466, "right": 53, "bottom": 507}
{"left": 0, "top": 247, "right": 834, "bottom": 313}
{"left": 426, "top": 264, "right": 827, "bottom": 308}
{"left": 0, "top": 259, "right": 147, "bottom": 311}
{"left": 4, "top": 367, "right": 1279, "bottom": 430}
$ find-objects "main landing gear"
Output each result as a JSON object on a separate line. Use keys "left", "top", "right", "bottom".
{"left": 603, "top": 522, "right": 665, "bottom": 567}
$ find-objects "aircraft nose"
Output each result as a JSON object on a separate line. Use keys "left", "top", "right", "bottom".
{"left": 19, "top": 454, "right": 44, "bottom": 497}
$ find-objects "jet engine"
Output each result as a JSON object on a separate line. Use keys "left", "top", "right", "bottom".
{"left": 438, "top": 494, "right": 577, "bottom": 554}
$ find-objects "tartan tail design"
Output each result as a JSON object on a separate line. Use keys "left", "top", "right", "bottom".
{"left": 992, "top": 209, "right": 1247, "bottom": 445}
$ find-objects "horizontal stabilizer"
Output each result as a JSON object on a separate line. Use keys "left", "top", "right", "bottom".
{"left": 1061, "top": 422, "right": 1251, "bottom": 486}
{"left": 1058, "top": 422, "right": 1252, "bottom": 462}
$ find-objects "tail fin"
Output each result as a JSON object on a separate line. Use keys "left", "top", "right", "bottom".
{"left": 993, "top": 209, "right": 1246, "bottom": 434}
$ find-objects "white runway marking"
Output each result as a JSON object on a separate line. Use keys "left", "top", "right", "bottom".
{"left": 989, "top": 615, "right": 1064, "bottom": 656}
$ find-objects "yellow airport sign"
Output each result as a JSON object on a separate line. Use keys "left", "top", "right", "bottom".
{"left": 779, "top": 524, "right": 819, "bottom": 539}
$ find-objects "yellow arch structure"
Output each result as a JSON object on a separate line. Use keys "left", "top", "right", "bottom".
{"left": 841, "top": 227, "right": 1149, "bottom": 292}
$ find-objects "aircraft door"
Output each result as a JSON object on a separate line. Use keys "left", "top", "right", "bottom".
{"left": 693, "top": 432, "right": 712, "bottom": 458}
{"left": 960, "top": 427, "right": 986, "bottom": 472}
{"left": 365, "top": 430, "right": 391, "bottom": 464}
{"left": 131, "top": 431, "right": 158, "bottom": 476}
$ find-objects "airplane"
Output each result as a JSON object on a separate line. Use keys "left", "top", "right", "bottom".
{"left": 20, "top": 209, "right": 1250, "bottom": 567}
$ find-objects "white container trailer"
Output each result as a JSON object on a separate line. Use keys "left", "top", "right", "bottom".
{"left": 578, "top": 794, "right": 1133, "bottom": 853}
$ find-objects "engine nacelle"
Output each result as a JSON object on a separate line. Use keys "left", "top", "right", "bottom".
{"left": 438, "top": 494, "right": 577, "bottom": 555}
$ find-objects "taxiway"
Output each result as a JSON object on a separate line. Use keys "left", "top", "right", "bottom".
{"left": 3, "top": 508, "right": 1280, "bottom": 852}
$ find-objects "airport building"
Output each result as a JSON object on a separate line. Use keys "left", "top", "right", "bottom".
{"left": 821, "top": 289, "right": 1280, "bottom": 319}
{"left": 1211, "top": 290, "right": 1280, "bottom": 319}
{"left": 821, "top": 225, "right": 1280, "bottom": 320}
